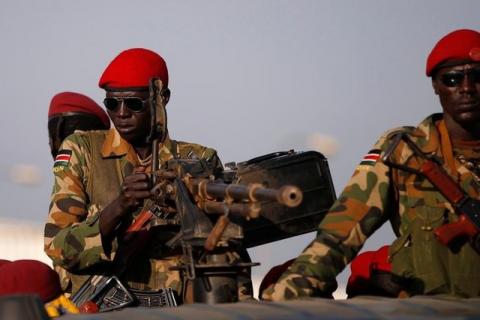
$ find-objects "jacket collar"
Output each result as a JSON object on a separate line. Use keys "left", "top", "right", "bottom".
{"left": 101, "top": 128, "right": 174, "bottom": 161}
{"left": 409, "top": 113, "right": 443, "bottom": 155}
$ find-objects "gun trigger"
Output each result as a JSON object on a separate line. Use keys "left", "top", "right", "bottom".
{"left": 151, "top": 205, "right": 163, "bottom": 218}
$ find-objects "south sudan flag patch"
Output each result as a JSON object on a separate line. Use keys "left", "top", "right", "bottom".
{"left": 54, "top": 150, "right": 72, "bottom": 168}
{"left": 359, "top": 149, "right": 381, "bottom": 166}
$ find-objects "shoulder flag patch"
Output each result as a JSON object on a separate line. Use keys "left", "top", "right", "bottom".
{"left": 359, "top": 149, "right": 381, "bottom": 166}
{"left": 54, "top": 149, "right": 72, "bottom": 168}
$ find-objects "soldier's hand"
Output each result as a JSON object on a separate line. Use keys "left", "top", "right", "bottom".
{"left": 99, "top": 166, "right": 152, "bottom": 238}
{"left": 118, "top": 166, "right": 152, "bottom": 211}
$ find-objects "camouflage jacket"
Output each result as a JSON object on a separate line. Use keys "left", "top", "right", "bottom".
{"left": 44, "top": 128, "right": 229, "bottom": 296}
{"left": 263, "top": 113, "right": 480, "bottom": 300}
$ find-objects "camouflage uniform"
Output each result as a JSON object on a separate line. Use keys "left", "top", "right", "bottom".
{"left": 263, "top": 113, "right": 480, "bottom": 300}
{"left": 44, "top": 128, "right": 252, "bottom": 300}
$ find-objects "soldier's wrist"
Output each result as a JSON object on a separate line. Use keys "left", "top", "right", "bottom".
{"left": 99, "top": 200, "right": 128, "bottom": 235}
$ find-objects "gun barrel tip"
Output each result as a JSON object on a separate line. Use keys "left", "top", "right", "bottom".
{"left": 280, "top": 185, "right": 303, "bottom": 207}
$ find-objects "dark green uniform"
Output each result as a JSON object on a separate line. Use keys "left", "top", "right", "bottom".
{"left": 262, "top": 114, "right": 480, "bottom": 300}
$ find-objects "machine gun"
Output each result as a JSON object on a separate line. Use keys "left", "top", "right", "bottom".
{"left": 127, "top": 143, "right": 341, "bottom": 305}
{"left": 72, "top": 151, "right": 335, "bottom": 309}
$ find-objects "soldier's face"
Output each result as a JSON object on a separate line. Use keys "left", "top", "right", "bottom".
{"left": 432, "top": 62, "right": 480, "bottom": 126}
{"left": 105, "top": 90, "right": 151, "bottom": 144}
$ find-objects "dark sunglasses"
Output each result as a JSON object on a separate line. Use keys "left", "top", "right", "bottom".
{"left": 103, "top": 97, "right": 149, "bottom": 112}
{"left": 440, "top": 69, "right": 480, "bottom": 87}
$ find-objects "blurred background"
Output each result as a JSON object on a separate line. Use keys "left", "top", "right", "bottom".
{"left": 1, "top": 0, "right": 479, "bottom": 299}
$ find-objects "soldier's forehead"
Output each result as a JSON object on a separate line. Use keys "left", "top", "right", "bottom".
{"left": 106, "top": 90, "right": 149, "bottom": 98}
{"left": 436, "top": 60, "right": 480, "bottom": 72}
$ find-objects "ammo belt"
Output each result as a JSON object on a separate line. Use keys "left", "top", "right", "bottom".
{"left": 104, "top": 286, "right": 178, "bottom": 308}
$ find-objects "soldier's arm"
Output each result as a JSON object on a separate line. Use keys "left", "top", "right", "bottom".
{"left": 44, "top": 135, "right": 117, "bottom": 271}
{"left": 262, "top": 135, "right": 396, "bottom": 301}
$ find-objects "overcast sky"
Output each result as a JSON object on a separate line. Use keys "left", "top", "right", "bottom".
{"left": 1, "top": 0, "right": 479, "bottom": 297}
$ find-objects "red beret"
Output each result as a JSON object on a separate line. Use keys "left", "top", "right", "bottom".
{"left": 346, "top": 245, "right": 391, "bottom": 296}
{"left": 0, "top": 259, "right": 11, "bottom": 268}
{"left": 48, "top": 91, "right": 110, "bottom": 128}
{"left": 99, "top": 48, "right": 169, "bottom": 90}
{"left": 0, "top": 260, "right": 62, "bottom": 303}
{"left": 426, "top": 29, "right": 480, "bottom": 76}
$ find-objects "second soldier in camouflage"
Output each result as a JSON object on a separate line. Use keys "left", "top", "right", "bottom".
{"left": 262, "top": 29, "right": 480, "bottom": 300}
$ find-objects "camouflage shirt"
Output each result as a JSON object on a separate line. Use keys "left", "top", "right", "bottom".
{"left": 44, "top": 128, "right": 225, "bottom": 295}
{"left": 263, "top": 113, "right": 480, "bottom": 300}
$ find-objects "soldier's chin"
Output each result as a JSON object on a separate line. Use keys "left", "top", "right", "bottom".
{"left": 455, "top": 112, "right": 480, "bottom": 127}
{"left": 118, "top": 130, "right": 141, "bottom": 143}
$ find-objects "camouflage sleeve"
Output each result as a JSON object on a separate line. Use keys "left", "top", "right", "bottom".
{"left": 177, "top": 141, "right": 223, "bottom": 174}
{"left": 262, "top": 131, "right": 399, "bottom": 301}
{"left": 44, "top": 134, "right": 116, "bottom": 271}
{"left": 198, "top": 146, "right": 223, "bottom": 173}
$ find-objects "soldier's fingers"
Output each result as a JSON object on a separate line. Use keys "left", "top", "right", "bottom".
{"left": 120, "top": 189, "right": 151, "bottom": 207}
{"left": 124, "top": 181, "right": 151, "bottom": 192}
{"left": 126, "top": 190, "right": 152, "bottom": 200}
{"left": 124, "top": 173, "right": 150, "bottom": 183}
{"left": 134, "top": 166, "right": 147, "bottom": 174}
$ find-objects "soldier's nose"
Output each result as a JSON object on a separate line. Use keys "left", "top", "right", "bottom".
{"left": 117, "top": 100, "right": 132, "bottom": 117}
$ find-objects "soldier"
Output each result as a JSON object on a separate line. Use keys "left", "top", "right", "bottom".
{"left": 48, "top": 91, "right": 110, "bottom": 158}
{"left": 48, "top": 92, "right": 111, "bottom": 294}
{"left": 44, "top": 48, "right": 252, "bottom": 306}
{"left": 262, "top": 29, "right": 480, "bottom": 300}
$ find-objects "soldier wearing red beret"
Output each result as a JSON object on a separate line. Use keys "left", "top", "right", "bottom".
{"left": 48, "top": 91, "right": 110, "bottom": 158}
{"left": 44, "top": 48, "right": 253, "bottom": 309}
{"left": 262, "top": 29, "right": 480, "bottom": 300}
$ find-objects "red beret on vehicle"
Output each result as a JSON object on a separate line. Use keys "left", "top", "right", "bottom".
{"left": 0, "top": 260, "right": 62, "bottom": 303}
{"left": 346, "top": 245, "right": 391, "bottom": 296}
{"left": 426, "top": 29, "right": 480, "bottom": 76}
{"left": 99, "top": 48, "right": 169, "bottom": 90}
{"left": 48, "top": 91, "right": 110, "bottom": 128}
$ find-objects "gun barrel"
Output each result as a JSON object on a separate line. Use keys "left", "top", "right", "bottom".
{"left": 192, "top": 180, "right": 302, "bottom": 208}
{"left": 200, "top": 201, "right": 259, "bottom": 217}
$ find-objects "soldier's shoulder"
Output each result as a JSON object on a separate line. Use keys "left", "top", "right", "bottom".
{"left": 58, "top": 130, "right": 109, "bottom": 163}
{"left": 63, "top": 130, "right": 108, "bottom": 146}
{"left": 175, "top": 140, "right": 218, "bottom": 159}
{"left": 373, "top": 126, "right": 415, "bottom": 151}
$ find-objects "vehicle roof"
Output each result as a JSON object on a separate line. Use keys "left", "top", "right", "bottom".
{"left": 60, "top": 296, "right": 480, "bottom": 320}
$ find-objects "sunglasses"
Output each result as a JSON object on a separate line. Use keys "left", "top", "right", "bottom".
{"left": 103, "top": 97, "right": 149, "bottom": 113}
{"left": 440, "top": 69, "right": 480, "bottom": 88}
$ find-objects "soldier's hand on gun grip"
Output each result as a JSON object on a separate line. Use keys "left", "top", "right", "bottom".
{"left": 99, "top": 166, "right": 152, "bottom": 238}
{"left": 118, "top": 166, "right": 152, "bottom": 211}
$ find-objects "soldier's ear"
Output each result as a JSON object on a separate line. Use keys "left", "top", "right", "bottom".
{"left": 432, "top": 78, "right": 440, "bottom": 95}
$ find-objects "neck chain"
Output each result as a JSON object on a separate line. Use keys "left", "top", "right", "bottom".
{"left": 456, "top": 155, "right": 480, "bottom": 178}
{"left": 137, "top": 153, "right": 152, "bottom": 167}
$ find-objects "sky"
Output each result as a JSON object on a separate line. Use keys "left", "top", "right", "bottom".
{"left": 1, "top": 0, "right": 479, "bottom": 297}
